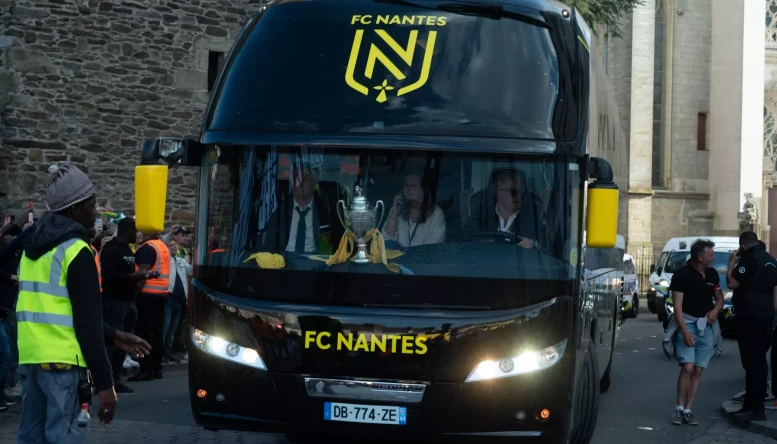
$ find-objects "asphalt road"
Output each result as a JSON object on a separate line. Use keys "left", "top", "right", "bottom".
{"left": 0, "top": 314, "right": 774, "bottom": 443}
{"left": 591, "top": 314, "right": 751, "bottom": 444}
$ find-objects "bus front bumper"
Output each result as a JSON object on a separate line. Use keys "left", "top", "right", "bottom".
{"left": 189, "top": 348, "right": 575, "bottom": 442}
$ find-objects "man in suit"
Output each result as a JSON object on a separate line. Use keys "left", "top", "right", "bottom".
{"left": 469, "top": 168, "right": 544, "bottom": 250}
{"left": 258, "top": 164, "right": 344, "bottom": 255}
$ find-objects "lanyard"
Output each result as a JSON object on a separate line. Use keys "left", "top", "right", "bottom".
{"left": 407, "top": 219, "right": 420, "bottom": 246}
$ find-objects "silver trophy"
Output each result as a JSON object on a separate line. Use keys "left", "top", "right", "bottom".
{"left": 337, "top": 186, "right": 385, "bottom": 264}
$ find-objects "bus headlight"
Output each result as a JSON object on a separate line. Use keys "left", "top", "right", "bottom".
{"left": 191, "top": 327, "right": 266, "bottom": 370}
{"left": 465, "top": 339, "right": 567, "bottom": 383}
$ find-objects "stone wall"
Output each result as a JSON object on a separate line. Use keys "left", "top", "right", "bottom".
{"left": 0, "top": 0, "right": 260, "bottom": 226}
{"left": 651, "top": 194, "right": 713, "bottom": 251}
{"left": 666, "top": 0, "right": 712, "bottom": 194}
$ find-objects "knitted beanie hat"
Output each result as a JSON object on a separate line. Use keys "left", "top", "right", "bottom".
{"left": 45, "top": 164, "right": 95, "bottom": 212}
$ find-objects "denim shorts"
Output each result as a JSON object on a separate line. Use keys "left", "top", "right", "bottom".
{"left": 675, "top": 316, "right": 714, "bottom": 368}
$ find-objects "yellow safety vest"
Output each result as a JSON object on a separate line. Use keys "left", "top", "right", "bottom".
{"left": 17, "top": 238, "right": 93, "bottom": 367}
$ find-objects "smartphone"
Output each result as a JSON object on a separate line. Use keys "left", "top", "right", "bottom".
{"left": 95, "top": 218, "right": 103, "bottom": 230}
{"left": 9, "top": 215, "right": 15, "bottom": 222}
{"left": 28, "top": 201, "right": 34, "bottom": 223}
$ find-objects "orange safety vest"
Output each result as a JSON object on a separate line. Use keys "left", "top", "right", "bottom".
{"left": 139, "top": 239, "right": 171, "bottom": 295}
{"left": 91, "top": 245, "right": 102, "bottom": 293}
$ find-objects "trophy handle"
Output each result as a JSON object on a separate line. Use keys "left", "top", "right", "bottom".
{"left": 375, "top": 200, "right": 385, "bottom": 230}
{"left": 336, "top": 200, "right": 347, "bottom": 229}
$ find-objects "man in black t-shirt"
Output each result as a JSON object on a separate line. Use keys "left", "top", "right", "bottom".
{"left": 726, "top": 231, "right": 777, "bottom": 421}
{"left": 100, "top": 218, "right": 150, "bottom": 393}
{"left": 668, "top": 239, "right": 724, "bottom": 427}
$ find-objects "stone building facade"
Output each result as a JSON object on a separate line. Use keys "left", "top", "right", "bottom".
{"left": 598, "top": 0, "right": 766, "bottom": 264}
{"left": 0, "top": 0, "right": 262, "bottom": 224}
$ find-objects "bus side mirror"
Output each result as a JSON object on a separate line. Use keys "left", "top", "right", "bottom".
{"left": 140, "top": 137, "right": 204, "bottom": 167}
{"left": 585, "top": 157, "right": 618, "bottom": 249}
{"left": 135, "top": 137, "right": 204, "bottom": 233}
{"left": 649, "top": 264, "right": 656, "bottom": 273}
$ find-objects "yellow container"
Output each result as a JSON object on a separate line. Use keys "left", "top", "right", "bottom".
{"left": 585, "top": 183, "right": 618, "bottom": 249}
{"left": 135, "top": 165, "right": 168, "bottom": 233}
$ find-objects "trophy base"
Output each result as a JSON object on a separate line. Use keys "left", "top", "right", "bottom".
{"left": 350, "top": 240, "right": 371, "bottom": 264}
{"left": 351, "top": 254, "right": 371, "bottom": 264}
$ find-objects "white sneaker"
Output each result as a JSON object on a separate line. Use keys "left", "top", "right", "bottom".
{"left": 4, "top": 383, "right": 21, "bottom": 398}
{"left": 124, "top": 356, "right": 140, "bottom": 368}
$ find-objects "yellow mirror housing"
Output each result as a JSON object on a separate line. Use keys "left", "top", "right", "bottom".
{"left": 585, "top": 181, "right": 618, "bottom": 248}
{"left": 135, "top": 164, "right": 168, "bottom": 233}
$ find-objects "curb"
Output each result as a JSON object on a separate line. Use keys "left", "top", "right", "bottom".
{"left": 721, "top": 400, "right": 777, "bottom": 440}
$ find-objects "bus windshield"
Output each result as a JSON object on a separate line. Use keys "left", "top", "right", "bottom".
{"left": 198, "top": 145, "right": 582, "bottom": 310}
{"left": 207, "top": 0, "right": 576, "bottom": 139}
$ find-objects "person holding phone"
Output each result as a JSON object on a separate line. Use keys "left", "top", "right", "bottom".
{"left": 382, "top": 171, "right": 446, "bottom": 248}
{"left": 726, "top": 231, "right": 777, "bottom": 421}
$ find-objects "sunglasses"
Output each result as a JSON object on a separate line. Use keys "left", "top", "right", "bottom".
{"left": 498, "top": 188, "right": 519, "bottom": 197}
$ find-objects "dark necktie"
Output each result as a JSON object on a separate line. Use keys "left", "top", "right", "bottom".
{"left": 295, "top": 207, "right": 310, "bottom": 253}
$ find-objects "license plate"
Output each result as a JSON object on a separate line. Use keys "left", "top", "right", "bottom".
{"left": 324, "top": 402, "right": 407, "bottom": 425}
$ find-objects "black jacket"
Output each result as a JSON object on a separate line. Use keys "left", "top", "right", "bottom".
{"left": 732, "top": 241, "right": 777, "bottom": 317}
{"left": 257, "top": 182, "right": 345, "bottom": 255}
{"left": 22, "top": 211, "right": 113, "bottom": 391}
{"left": 467, "top": 188, "right": 545, "bottom": 246}
{"left": 0, "top": 226, "right": 34, "bottom": 312}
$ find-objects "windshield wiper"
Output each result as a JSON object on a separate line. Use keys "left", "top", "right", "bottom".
{"left": 372, "top": 0, "right": 550, "bottom": 28}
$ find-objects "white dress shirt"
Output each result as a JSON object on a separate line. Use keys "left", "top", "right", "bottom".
{"left": 495, "top": 205, "right": 519, "bottom": 232}
{"left": 285, "top": 200, "right": 316, "bottom": 253}
{"left": 382, "top": 207, "right": 446, "bottom": 247}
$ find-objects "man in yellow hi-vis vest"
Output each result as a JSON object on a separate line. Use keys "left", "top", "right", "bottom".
{"left": 16, "top": 164, "right": 135, "bottom": 443}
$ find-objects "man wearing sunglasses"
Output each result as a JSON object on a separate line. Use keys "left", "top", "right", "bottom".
{"left": 471, "top": 169, "right": 543, "bottom": 250}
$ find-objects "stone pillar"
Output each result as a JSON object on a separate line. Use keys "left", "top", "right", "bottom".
{"left": 627, "top": 0, "right": 656, "bottom": 259}
{"left": 709, "top": 0, "right": 766, "bottom": 236}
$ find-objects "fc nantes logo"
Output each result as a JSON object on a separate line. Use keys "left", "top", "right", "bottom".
{"left": 345, "top": 14, "right": 446, "bottom": 103}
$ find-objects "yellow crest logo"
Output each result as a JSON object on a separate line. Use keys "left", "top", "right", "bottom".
{"left": 345, "top": 14, "right": 446, "bottom": 103}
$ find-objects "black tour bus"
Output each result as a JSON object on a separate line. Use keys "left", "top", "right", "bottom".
{"left": 134, "top": 0, "right": 628, "bottom": 442}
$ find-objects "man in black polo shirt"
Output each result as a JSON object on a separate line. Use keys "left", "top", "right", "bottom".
{"left": 669, "top": 239, "right": 724, "bottom": 426}
{"left": 726, "top": 231, "right": 777, "bottom": 421}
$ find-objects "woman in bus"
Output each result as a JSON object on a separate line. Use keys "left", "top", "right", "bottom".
{"left": 382, "top": 171, "right": 446, "bottom": 248}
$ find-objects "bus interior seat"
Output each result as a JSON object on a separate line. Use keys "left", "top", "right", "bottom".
{"left": 436, "top": 195, "right": 455, "bottom": 220}
{"left": 459, "top": 188, "right": 475, "bottom": 228}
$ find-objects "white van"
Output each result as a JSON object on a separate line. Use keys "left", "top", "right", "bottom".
{"left": 646, "top": 236, "right": 738, "bottom": 321}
